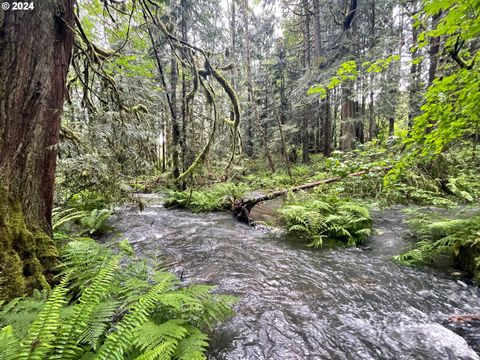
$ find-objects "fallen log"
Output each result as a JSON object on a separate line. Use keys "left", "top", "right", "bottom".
{"left": 448, "top": 314, "right": 480, "bottom": 323}
{"left": 233, "top": 166, "right": 391, "bottom": 224}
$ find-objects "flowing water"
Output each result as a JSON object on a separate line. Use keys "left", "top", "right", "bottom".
{"left": 105, "top": 194, "right": 480, "bottom": 360}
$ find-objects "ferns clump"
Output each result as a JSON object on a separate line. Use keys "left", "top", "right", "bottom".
{"left": 0, "top": 239, "right": 236, "bottom": 359}
{"left": 164, "top": 182, "right": 249, "bottom": 212}
{"left": 278, "top": 193, "right": 373, "bottom": 248}
{"left": 52, "top": 207, "right": 113, "bottom": 238}
{"left": 394, "top": 211, "right": 480, "bottom": 282}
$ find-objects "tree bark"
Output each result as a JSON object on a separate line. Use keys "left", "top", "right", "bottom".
{"left": 276, "top": 115, "right": 292, "bottom": 179}
{"left": 181, "top": 0, "right": 188, "bottom": 175}
{"left": 388, "top": 117, "right": 395, "bottom": 136}
{"left": 241, "top": 0, "right": 255, "bottom": 157}
{"left": 0, "top": 0, "right": 75, "bottom": 299}
{"left": 368, "top": 74, "right": 376, "bottom": 140}
{"left": 323, "top": 90, "right": 332, "bottom": 157}
{"left": 302, "top": 112, "right": 310, "bottom": 163}
{"left": 312, "top": 0, "right": 322, "bottom": 67}
{"left": 301, "top": 0, "right": 311, "bottom": 68}
{"left": 170, "top": 45, "right": 181, "bottom": 182}
{"left": 343, "top": 0, "right": 358, "bottom": 31}
{"left": 300, "top": 0, "right": 311, "bottom": 162}
{"left": 340, "top": 86, "right": 356, "bottom": 151}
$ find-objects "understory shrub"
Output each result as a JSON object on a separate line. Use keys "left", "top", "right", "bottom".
{"left": 52, "top": 207, "right": 113, "bottom": 237}
{"left": 394, "top": 210, "right": 480, "bottom": 282}
{"left": 277, "top": 192, "right": 373, "bottom": 248}
{"left": 164, "top": 182, "right": 249, "bottom": 212}
{"left": 0, "top": 239, "right": 236, "bottom": 359}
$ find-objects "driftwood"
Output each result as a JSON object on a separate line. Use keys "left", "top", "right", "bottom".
{"left": 233, "top": 166, "right": 391, "bottom": 224}
{"left": 448, "top": 314, "right": 480, "bottom": 323}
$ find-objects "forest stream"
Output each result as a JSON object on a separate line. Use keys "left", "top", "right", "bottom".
{"left": 103, "top": 194, "right": 480, "bottom": 360}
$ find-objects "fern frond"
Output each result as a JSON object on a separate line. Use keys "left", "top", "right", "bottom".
{"left": 18, "top": 277, "right": 69, "bottom": 360}
{"left": 134, "top": 339, "right": 179, "bottom": 360}
{"left": 81, "top": 300, "right": 120, "bottom": 350}
{"left": 52, "top": 208, "right": 88, "bottom": 230}
{"left": 95, "top": 273, "right": 177, "bottom": 360}
{"left": 132, "top": 320, "right": 187, "bottom": 352}
{"left": 53, "top": 256, "right": 120, "bottom": 359}
{"left": 173, "top": 326, "right": 209, "bottom": 360}
{"left": 338, "top": 203, "right": 371, "bottom": 219}
{"left": 0, "top": 325, "right": 20, "bottom": 360}
{"left": 59, "top": 239, "right": 111, "bottom": 291}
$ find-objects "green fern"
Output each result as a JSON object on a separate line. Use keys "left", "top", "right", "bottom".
{"left": 95, "top": 273, "right": 178, "bottom": 360}
{"left": 52, "top": 208, "right": 88, "bottom": 230}
{"left": 395, "top": 211, "right": 480, "bottom": 281}
{"left": 52, "top": 206, "right": 113, "bottom": 238}
{"left": 173, "top": 326, "right": 209, "bottom": 360}
{"left": 132, "top": 320, "right": 188, "bottom": 352}
{"left": 0, "top": 326, "right": 20, "bottom": 360}
{"left": 278, "top": 194, "right": 372, "bottom": 248}
{"left": 1, "top": 238, "right": 235, "bottom": 359}
{"left": 18, "top": 278, "right": 69, "bottom": 360}
{"left": 164, "top": 182, "right": 249, "bottom": 212}
{"left": 133, "top": 339, "right": 179, "bottom": 360}
{"left": 52, "top": 257, "right": 120, "bottom": 359}
{"left": 80, "top": 209, "right": 113, "bottom": 235}
{"left": 80, "top": 300, "right": 120, "bottom": 350}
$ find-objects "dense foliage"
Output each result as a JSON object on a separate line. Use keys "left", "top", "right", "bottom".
{"left": 0, "top": 239, "right": 235, "bottom": 359}
{"left": 395, "top": 210, "right": 480, "bottom": 283}
{"left": 164, "top": 183, "right": 249, "bottom": 212}
{"left": 1, "top": 0, "right": 480, "bottom": 356}
{"left": 278, "top": 193, "right": 372, "bottom": 247}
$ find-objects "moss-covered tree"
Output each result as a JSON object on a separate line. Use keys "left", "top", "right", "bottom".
{"left": 0, "top": 1, "right": 74, "bottom": 299}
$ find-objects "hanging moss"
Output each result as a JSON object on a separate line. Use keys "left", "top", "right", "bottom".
{"left": 211, "top": 67, "right": 240, "bottom": 129}
{"left": 155, "top": 18, "right": 242, "bottom": 179}
{"left": 0, "top": 190, "right": 57, "bottom": 300}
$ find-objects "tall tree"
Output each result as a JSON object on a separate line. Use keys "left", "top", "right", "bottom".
{"left": 301, "top": 0, "right": 311, "bottom": 162}
{"left": 0, "top": 1, "right": 75, "bottom": 298}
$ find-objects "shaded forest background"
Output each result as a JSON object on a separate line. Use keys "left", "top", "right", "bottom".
{"left": 58, "top": 0, "right": 459, "bottom": 197}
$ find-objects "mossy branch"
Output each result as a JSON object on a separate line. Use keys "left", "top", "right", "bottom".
{"left": 175, "top": 78, "right": 218, "bottom": 183}
{"left": 142, "top": 0, "right": 241, "bottom": 179}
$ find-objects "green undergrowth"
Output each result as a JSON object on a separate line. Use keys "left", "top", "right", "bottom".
{"left": 277, "top": 191, "right": 373, "bottom": 248}
{"left": 244, "top": 141, "right": 480, "bottom": 207}
{"left": 164, "top": 182, "right": 249, "bottom": 212}
{"left": 0, "top": 238, "right": 236, "bottom": 359}
{"left": 67, "top": 190, "right": 113, "bottom": 211}
{"left": 52, "top": 190, "right": 117, "bottom": 240}
{"left": 53, "top": 207, "right": 113, "bottom": 238}
{"left": 153, "top": 139, "right": 480, "bottom": 212}
{"left": 395, "top": 209, "right": 480, "bottom": 283}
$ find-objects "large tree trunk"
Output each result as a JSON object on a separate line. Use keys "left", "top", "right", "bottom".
{"left": 312, "top": 0, "right": 322, "bottom": 67}
{"left": 300, "top": 0, "right": 311, "bottom": 162}
{"left": 302, "top": 111, "right": 310, "bottom": 163}
{"left": 0, "top": 1, "right": 74, "bottom": 299}
{"left": 180, "top": 0, "right": 189, "bottom": 189}
{"left": 243, "top": 1, "right": 256, "bottom": 159}
{"left": 368, "top": 74, "right": 376, "bottom": 140}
